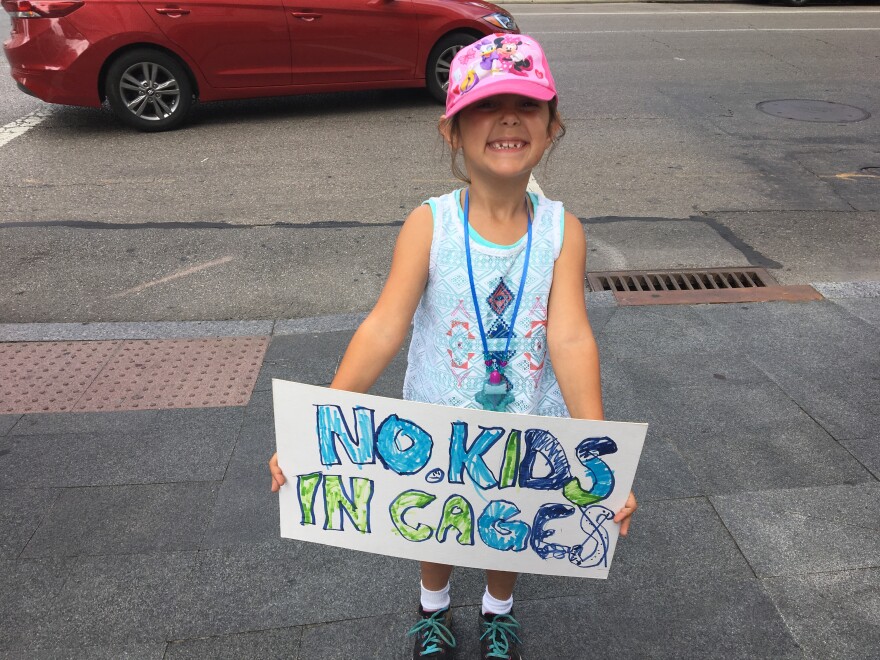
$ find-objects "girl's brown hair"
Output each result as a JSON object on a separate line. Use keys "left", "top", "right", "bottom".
{"left": 439, "top": 98, "right": 566, "bottom": 183}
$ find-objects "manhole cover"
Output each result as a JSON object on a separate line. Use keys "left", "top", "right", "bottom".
{"left": 757, "top": 100, "right": 870, "bottom": 123}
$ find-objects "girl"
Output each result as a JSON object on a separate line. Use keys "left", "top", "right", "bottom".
{"left": 269, "top": 33, "right": 636, "bottom": 660}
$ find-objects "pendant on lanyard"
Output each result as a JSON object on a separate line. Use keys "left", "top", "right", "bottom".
{"left": 463, "top": 189, "right": 533, "bottom": 412}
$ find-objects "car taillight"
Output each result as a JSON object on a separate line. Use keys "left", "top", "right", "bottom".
{"left": 2, "top": 0, "right": 83, "bottom": 17}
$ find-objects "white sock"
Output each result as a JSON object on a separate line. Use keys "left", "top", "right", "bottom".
{"left": 481, "top": 587, "right": 513, "bottom": 616}
{"left": 420, "top": 581, "right": 451, "bottom": 613}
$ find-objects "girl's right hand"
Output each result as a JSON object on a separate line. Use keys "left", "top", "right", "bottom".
{"left": 269, "top": 452, "right": 286, "bottom": 492}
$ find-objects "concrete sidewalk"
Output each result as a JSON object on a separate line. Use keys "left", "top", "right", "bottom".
{"left": 1, "top": 293, "right": 878, "bottom": 659}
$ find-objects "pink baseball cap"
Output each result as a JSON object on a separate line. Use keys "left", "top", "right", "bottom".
{"left": 445, "top": 33, "right": 557, "bottom": 118}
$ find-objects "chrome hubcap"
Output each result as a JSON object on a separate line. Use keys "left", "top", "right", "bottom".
{"left": 119, "top": 62, "right": 180, "bottom": 121}
{"left": 436, "top": 45, "right": 465, "bottom": 92}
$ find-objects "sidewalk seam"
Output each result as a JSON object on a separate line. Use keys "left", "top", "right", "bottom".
{"left": 67, "top": 341, "right": 127, "bottom": 412}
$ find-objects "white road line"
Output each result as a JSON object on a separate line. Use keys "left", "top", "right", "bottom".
{"left": 514, "top": 10, "right": 880, "bottom": 16}
{"left": 110, "top": 256, "right": 234, "bottom": 298}
{"left": 0, "top": 107, "right": 56, "bottom": 149}
{"left": 531, "top": 28, "right": 880, "bottom": 35}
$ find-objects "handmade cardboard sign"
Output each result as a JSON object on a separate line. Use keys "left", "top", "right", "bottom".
{"left": 273, "top": 380, "right": 647, "bottom": 579}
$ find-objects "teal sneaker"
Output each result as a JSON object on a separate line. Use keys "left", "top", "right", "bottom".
{"left": 408, "top": 606, "right": 456, "bottom": 658}
{"left": 480, "top": 611, "right": 523, "bottom": 660}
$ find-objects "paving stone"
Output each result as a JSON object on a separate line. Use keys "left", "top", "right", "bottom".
{"left": 262, "top": 329, "right": 408, "bottom": 399}
{"left": 200, "top": 477, "right": 280, "bottom": 549}
{"left": 9, "top": 410, "right": 158, "bottom": 436}
{"left": 710, "top": 483, "right": 880, "bottom": 577}
{"left": 603, "top": 346, "right": 767, "bottom": 394}
{"left": 840, "top": 437, "right": 880, "bottom": 479}
{"left": 586, "top": 304, "right": 615, "bottom": 337}
{"left": 263, "top": 330, "right": 351, "bottom": 366}
{"left": 597, "top": 304, "right": 734, "bottom": 360}
{"left": 21, "top": 482, "right": 219, "bottom": 558}
{"left": 626, "top": 434, "right": 703, "bottom": 501}
{"left": 0, "top": 414, "right": 21, "bottom": 436}
{"left": 2, "top": 406, "right": 245, "bottom": 487}
{"left": 512, "top": 573, "right": 802, "bottom": 659}
{"left": 0, "top": 552, "right": 200, "bottom": 649}
{"left": 152, "top": 404, "right": 246, "bottom": 438}
{"left": 695, "top": 301, "right": 880, "bottom": 439}
{"left": 165, "top": 627, "right": 302, "bottom": 660}
{"left": 445, "top": 497, "right": 754, "bottom": 606}
{"left": 0, "top": 432, "right": 81, "bottom": 488}
{"left": 637, "top": 381, "right": 872, "bottom": 495}
{"left": 298, "top": 611, "right": 415, "bottom": 660}
{"left": 0, "top": 644, "right": 167, "bottom": 659}
{"left": 832, "top": 298, "right": 880, "bottom": 329}
{"left": 253, "top": 362, "right": 332, "bottom": 393}
{"left": 0, "top": 557, "right": 74, "bottom": 650}
{"left": 177, "top": 542, "right": 418, "bottom": 639}
{"left": 510, "top": 497, "right": 754, "bottom": 602}
{"left": 225, "top": 390, "right": 275, "bottom": 481}
{"left": 764, "top": 568, "right": 880, "bottom": 660}
{"left": 0, "top": 489, "right": 59, "bottom": 559}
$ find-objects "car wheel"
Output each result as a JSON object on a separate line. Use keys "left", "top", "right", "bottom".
{"left": 105, "top": 49, "right": 193, "bottom": 132}
{"left": 426, "top": 32, "right": 479, "bottom": 104}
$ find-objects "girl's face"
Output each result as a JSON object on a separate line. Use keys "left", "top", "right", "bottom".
{"left": 446, "top": 94, "right": 557, "bottom": 183}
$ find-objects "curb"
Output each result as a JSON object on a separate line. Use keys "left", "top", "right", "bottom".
{"left": 0, "top": 284, "right": 877, "bottom": 342}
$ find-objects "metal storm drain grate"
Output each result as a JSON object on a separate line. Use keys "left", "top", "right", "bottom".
{"left": 0, "top": 337, "right": 268, "bottom": 414}
{"left": 587, "top": 268, "right": 823, "bottom": 306}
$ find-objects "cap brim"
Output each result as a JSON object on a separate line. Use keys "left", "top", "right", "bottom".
{"left": 446, "top": 79, "right": 557, "bottom": 118}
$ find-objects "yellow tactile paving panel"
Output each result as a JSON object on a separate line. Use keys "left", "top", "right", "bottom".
{"left": 0, "top": 337, "right": 268, "bottom": 414}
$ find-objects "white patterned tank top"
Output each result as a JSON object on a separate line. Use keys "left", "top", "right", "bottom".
{"left": 403, "top": 189, "right": 570, "bottom": 418}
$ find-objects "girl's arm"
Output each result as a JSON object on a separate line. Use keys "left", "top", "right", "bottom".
{"left": 546, "top": 211, "right": 603, "bottom": 421}
{"left": 270, "top": 204, "right": 433, "bottom": 492}
{"left": 330, "top": 204, "right": 433, "bottom": 392}
{"left": 546, "top": 211, "right": 637, "bottom": 535}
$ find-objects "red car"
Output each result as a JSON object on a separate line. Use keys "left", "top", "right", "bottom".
{"left": 3, "top": 0, "right": 518, "bottom": 131}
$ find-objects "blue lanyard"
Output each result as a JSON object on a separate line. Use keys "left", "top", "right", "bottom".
{"left": 463, "top": 188, "right": 533, "bottom": 368}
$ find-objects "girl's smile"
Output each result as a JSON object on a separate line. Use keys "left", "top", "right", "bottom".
{"left": 447, "top": 93, "right": 556, "bottom": 183}
{"left": 487, "top": 139, "right": 528, "bottom": 152}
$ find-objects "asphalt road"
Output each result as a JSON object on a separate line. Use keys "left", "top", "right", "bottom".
{"left": 1, "top": 3, "right": 878, "bottom": 322}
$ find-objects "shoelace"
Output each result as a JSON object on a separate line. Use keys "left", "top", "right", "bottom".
{"left": 481, "top": 613, "right": 522, "bottom": 659}
{"left": 407, "top": 610, "right": 457, "bottom": 656}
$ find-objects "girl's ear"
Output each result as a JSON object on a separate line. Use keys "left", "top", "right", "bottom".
{"left": 548, "top": 117, "right": 562, "bottom": 144}
{"left": 438, "top": 115, "right": 458, "bottom": 148}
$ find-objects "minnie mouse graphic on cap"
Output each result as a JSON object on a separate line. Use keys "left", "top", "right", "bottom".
{"left": 445, "top": 33, "right": 557, "bottom": 118}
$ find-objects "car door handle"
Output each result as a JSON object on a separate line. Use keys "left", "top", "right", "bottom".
{"left": 155, "top": 7, "right": 190, "bottom": 16}
{"left": 291, "top": 12, "right": 322, "bottom": 21}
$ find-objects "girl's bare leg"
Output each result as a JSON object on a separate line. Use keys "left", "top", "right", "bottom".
{"left": 485, "top": 569, "right": 518, "bottom": 601}
{"left": 421, "top": 561, "right": 454, "bottom": 590}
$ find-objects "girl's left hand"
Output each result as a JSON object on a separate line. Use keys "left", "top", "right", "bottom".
{"left": 613, "top": 491, "right": 637, "bottom": 536}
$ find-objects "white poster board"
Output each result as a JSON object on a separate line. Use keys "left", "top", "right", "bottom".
{"left": 273, "top": 380, "right": 647, "bottom": 579}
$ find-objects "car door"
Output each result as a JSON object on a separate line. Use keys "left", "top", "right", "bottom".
{"left": 283, "top": 0, "right": 418, "bottom": 86}
{"left": 138, "top": 0, "right": 292, "bottom": 88}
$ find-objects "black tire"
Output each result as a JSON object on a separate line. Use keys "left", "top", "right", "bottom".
{"left": 426, "top": 32, "right": 480, "bottom": 104}
{"left": 105, "top": 48, "right": 193, "bottom": 132}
